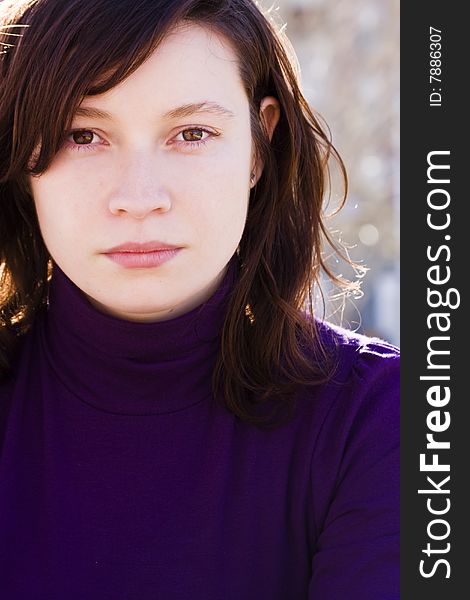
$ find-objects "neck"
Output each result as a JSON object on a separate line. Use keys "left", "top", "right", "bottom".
{"left": 40, "top": 256, "right": 239, "bottom": 415}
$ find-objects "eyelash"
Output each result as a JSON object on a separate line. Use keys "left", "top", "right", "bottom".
{"left": 63, "top": 126, "right": 218, "bottom": 153}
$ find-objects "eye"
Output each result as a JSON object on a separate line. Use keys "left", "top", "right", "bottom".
{"left": 172, "top": 127, "right": 219, "bottom": 150}
{"left": 63, "top": 129, "right": 103, "bottom": 153}
{"left": 62, "top": 126, "right": 220, "bottom": 154}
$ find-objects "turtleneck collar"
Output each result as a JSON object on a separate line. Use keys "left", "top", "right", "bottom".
{"left": 41, "top": 255, "right": 240, "bottom": 416}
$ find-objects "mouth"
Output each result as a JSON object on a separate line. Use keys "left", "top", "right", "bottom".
{"left": 104, "top": 240, "right": 182, "bottom": 253}
{"left": 103, "top": 247, "right": 182, "bottom": 269}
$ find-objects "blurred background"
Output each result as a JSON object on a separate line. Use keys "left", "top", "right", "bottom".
{"left": 263, "top": 0, "right": 400, "bottom": 345}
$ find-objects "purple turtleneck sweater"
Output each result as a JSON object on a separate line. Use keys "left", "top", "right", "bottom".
{"left": 0, "top": 257, "right": 399, "bottom": 599}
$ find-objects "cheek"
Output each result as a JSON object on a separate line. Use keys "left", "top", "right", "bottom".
{"left": 180, "top": 169, "right": 249, "bottom": 243}
{"left": 31, "top": 176, "right": 91, "bottom": 248}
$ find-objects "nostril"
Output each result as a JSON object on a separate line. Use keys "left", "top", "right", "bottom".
{"left": 108, "top": 192, "right": 172, "bottom": 217}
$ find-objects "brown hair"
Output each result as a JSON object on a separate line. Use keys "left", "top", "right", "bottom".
{"left": 0, "top": 0, "right": 363, "bottom": 429}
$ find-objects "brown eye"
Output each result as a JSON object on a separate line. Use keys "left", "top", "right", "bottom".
{"left": 181, "top": 128, "right": 205, "bottom": 142}
{"left": 71, "top": 130, "right": 95, "bottom": 145}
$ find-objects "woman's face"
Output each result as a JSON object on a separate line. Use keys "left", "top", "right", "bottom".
{"left": 28, "top": 23, "right": 279, "bottom": 322}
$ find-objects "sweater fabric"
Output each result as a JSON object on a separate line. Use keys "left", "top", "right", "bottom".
{"left": 0, "top": 256, "right": 399, "bottom": 599}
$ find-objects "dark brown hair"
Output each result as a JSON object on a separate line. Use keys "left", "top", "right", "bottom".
{"left": 0, "top": 0, "right": 363, "bottom": 429}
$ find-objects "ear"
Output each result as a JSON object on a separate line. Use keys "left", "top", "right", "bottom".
{"left": 250, "top": 96, "right": 281, "bottom": 186}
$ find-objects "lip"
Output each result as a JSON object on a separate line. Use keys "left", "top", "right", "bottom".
{"left": 103, "top": 241, "right": 182, "bottom": 269}
{"left": 104, "top": 240, "right": 181, "bottom": 253}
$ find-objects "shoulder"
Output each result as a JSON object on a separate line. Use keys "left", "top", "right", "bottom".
{"left": 308, "top": 318, "right": 399, "bottom": 405}
{"left": 314, "top": 317, "right": 399, "bottom": 375}
{"left": 298, "top": 318, "right": 399, "bottom": 468}
{"left": 305, "top": 321, "right": 400, "bottom": 597}
{"left": 0, "top": 322, "right": 39, "bottom": 434}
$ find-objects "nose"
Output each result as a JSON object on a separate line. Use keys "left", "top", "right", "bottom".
{"left": 108, "top": 153, "right": 172, "bottom": 219}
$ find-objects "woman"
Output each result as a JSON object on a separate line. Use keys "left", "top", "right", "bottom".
{"left": 0, "top": 0, "right": 399, "bottom": 598}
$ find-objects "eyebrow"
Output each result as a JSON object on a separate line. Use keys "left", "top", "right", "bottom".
{"left": 73, "top": 101, "right": 236, "bottom": 121}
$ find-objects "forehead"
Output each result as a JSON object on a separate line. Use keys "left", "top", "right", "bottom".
{"left": 78, "top": 23, "right": 247, "bottom": 115}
